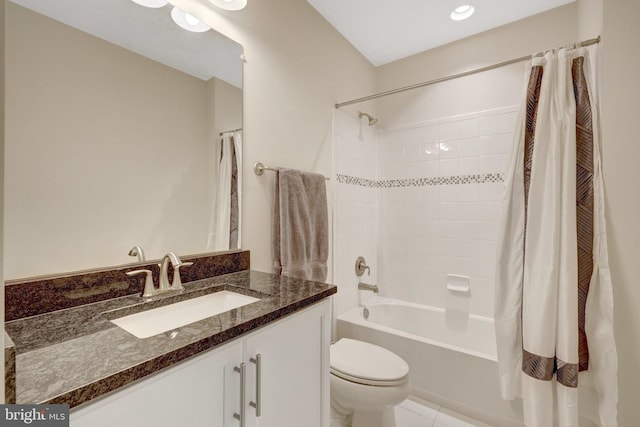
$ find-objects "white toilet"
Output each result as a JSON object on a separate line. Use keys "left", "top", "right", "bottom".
{"left": 330, "top": 338, "right": 410, "bottom": 427}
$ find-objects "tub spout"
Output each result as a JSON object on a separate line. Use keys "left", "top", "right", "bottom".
{"left": 358, "top": 282, "right": 379, "bottom": 293}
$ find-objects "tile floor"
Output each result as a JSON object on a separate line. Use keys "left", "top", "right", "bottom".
{"left": 394, "top": 398, "right": 493, "bottom": 427}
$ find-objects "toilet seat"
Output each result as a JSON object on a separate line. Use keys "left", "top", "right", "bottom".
{"left": 330, "top": 338, "right": 409, "bottom": 386}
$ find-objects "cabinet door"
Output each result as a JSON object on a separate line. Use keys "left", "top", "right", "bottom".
{"left": 70, "top": 340, "right": 243, "bottom": 427}
{"left": 244, "top": 300, "right": 331, "bottom": 427}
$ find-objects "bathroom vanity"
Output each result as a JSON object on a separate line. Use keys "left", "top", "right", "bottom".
{"left": 4, "top": 251, "right": 336, "bottom": 427}
{"left": 72, "top": 298, "right": 330, "bottom": 427}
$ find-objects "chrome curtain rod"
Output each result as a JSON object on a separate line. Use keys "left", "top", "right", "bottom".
{"left": 219, "top": 127, "right": 242, "bottom": 136}
{"left": 335, "top": 36, "right": 601, "bottom": 109}
{"left": 253, "top": 162, "right": 330, "bottom": 181}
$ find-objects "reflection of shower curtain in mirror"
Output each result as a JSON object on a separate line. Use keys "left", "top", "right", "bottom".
{"left": 495, "top": 47, "right": 617, "bottom": 427}
{"left": 207, "top": 130, "right": 242, "bottom": 251}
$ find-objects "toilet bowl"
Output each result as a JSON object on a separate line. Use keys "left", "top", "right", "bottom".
{"left": 330, "top": 338, "right": 410, "bottom": 427}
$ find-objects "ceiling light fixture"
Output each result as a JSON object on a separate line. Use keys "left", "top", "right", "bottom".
{"left": 130, "top": 0, "right": 168, "bottom": 8}
{"left": 171, "top": 7, "right": 211, "bottom": 33}
{"left": 209, "top": 0, "right": 247, "bottom": 11}
{"left": 450, "top": 5, "right": 475, "bottom": 21}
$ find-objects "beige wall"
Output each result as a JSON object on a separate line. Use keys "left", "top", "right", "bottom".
{"left": 373, "top": 1, "right": 640, "bottom": 423}
{"left": 5, "top": 0, "right": 636, "bottom": 422}
{"left": 601, "top": 0, "right": 640, "bottom": 425}
{"left": 172, "top": 0, "right": 376, "bottom": 274}
{"left": 211, "top": 78, "right": 242, "bottom": 135}
{"left": 5, "top": 3, "right": 215, "bottom": 278}
{"left": 374, "top": 2, "right": 640, "bottom": 423}
{"left": 376, "top": 3, "right": 578, "bottom": 92}
{"left": 1, "top": 0, "right": 373, "bottom": 402}
{"left": 206, "top": 76, "right": 243, "bottom": 248}
{"left": 577, "top": 0, "right": 603, "bottom": 40}
{"left": 375, "top": 4, "right": 578, "bottom": 127}
{"left": 364, "top": 7, "right": 580, "bottom": 327}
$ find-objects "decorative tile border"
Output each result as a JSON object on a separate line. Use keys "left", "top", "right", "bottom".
{"left": 335, "top": 175, "right": 378, "bottom": 187}
{"left": 336, "top": 173, "right": 504, "bottom": 188}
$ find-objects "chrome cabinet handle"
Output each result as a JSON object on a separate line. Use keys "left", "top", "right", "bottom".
{"left": 233, "top": 363, "right": 246, "bottom": 427}
{"left": 249, "top": 354, "right": 262, "bottom": 417}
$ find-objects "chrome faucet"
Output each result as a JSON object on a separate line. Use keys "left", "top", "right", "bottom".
{"left": 358, "top": 282, "right": 379, "bottom": 293}
{"left": 159, "top": 252, "right": 193, "bottom": 292}
{"left": 127, "top": 251, "right": 192, "bottom": 298}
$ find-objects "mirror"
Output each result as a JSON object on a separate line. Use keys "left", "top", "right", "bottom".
{"left": 5, "top": 0, "right": 243, "bottom": 280}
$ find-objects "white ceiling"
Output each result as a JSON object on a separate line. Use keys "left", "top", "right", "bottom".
{"left": 10, "top": 0, "right": 244, "bottom": 87}
{"left": 306, "top": 0, "right": 576, "bottom": 66}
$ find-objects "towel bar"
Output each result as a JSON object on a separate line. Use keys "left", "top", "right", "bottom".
{"left": 253, "top": 162, "right": 330, "bottom": 181}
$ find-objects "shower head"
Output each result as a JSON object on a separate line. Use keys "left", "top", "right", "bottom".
{"left": 358, "top": 111, "right": 378, "bottom": 126}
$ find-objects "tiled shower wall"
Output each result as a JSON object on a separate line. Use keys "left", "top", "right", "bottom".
{"left": 333, "top": 110, "right": 378, "bottom": 318}
{"left": 333, "top": 106, "right": 517, "bottom": 318}
{"left": 377, "top": 107, "right": 517, "bottom": 317}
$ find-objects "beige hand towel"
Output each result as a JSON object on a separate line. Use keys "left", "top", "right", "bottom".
{"left": 272, "top": 168, "right": 328, "bottom": 282}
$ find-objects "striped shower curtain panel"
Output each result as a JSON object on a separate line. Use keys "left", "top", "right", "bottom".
{"left": 494, "top": 47, "right": 618, "bottom": 427}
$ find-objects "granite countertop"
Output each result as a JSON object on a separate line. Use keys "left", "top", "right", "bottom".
{"left": 5, "top": 331, "right": 16, "bottom": 404}
{"left": 4, "top": 270, "right": 336, "bottom": 408}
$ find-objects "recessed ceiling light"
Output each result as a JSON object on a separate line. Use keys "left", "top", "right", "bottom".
{"left": 209, "top": 0, "right": 247, "bottom": 11}
{"left": 171, "top": 7, "right": 211, "bottom": 33}
{"left": 130, "top": 0, "right": 168, "bottom": 8}
{"left": 450, "top": 5, "right": 475, "bottom": 21}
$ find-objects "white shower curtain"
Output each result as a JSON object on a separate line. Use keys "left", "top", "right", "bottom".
{"left": 495, "top": 47, "right": 617, "bottom": 427}
{"left": 207, "top": 130, "right": 242, "bottom": 251}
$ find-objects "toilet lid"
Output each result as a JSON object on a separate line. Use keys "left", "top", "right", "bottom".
{"left": 330, "top": 338, "right": 409, "bottom": 386}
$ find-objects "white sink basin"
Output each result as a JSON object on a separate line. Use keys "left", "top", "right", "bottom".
{"left": 111, "top": 291, "right": 260, "bottom": 338}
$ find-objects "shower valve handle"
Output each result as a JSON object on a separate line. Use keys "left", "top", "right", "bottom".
{"left": 355, "top": 256, "right": 370, "bottom": 277}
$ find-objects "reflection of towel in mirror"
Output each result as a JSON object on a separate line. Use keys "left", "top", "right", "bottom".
{"left": 272, "top": 168, "right": 328, "bottom": 282}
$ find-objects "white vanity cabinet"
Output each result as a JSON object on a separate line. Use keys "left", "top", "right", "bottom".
{"left": 243, "top": 299, "right": 330, "bottom": 427}
{"left": 70, "top": 339, "right": 243, "bottom": 427}
{"left": 70, "top": 299, "right": 331, "bottom": 427}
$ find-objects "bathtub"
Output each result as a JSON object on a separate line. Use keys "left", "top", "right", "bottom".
{"left": 336, "top": 296, "right": 525, "bottom": 427}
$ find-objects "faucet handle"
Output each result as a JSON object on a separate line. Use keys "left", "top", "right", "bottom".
{"left": 170, "top": 261, "right": 193, "bottom": 291}
{"left": 127, "top": 269, "right": 155, "bottom": 298}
